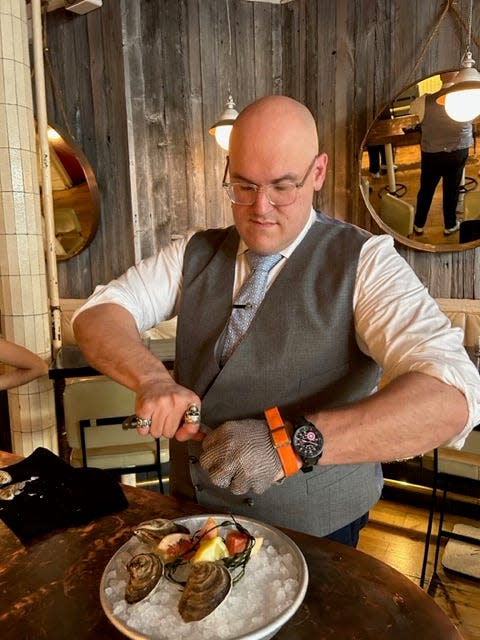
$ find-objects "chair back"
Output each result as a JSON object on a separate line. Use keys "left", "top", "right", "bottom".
{"left": 63, "top": 377, "right": 167, "bottom": 483}
{"left": 435, "top": 297, "right": 480, "bottom": 346}
{"left": 463, "top": 190, "right": 480, "bottom": 221}
{"left": 379, "top": 193, "right": 414, "bottom": 236}
{"left": 64, "top": 377, "right": 136, "bottom": 450}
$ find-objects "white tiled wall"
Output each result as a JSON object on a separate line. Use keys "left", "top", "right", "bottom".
{"left": 0, "top": 0, "right": 56, "bottom": 456}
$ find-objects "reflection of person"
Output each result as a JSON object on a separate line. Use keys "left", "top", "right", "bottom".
{"left": 366, "top": 106, "right": 394, "bottom": 178}
{"left": 73, "top": 95, "right": 480, "bottom": 548}
{"left": 367, "top": 144, "right": 387, "bottom": 178}
{"left": 411, "top": 72, "right": 473, "bottom": 236}
{"left": 0, "top": 338, "right": 47, "bottom": 390}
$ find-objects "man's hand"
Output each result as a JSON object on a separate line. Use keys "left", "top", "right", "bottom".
{"left": 199, "top": 419, "right": 283, "bottom": 494}
{"left": 74, "top": 304, "right": 203, "bottom": 441}
{"left": 135, "top": 376, "right": 203, "bottom": 441}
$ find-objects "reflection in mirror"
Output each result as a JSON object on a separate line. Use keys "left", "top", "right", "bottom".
{"left": 38, "top": 125, "right": 100, "bottom": 261}
{"left": 360, "top": 72, "right": 480, "bottom": 252}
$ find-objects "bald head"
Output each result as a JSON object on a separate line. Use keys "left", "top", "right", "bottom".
{"left": 225, "top": 95, "right": 328, "bottom": 255}
{"left": 229, "top": 95, "right": 319, "bottom": 164}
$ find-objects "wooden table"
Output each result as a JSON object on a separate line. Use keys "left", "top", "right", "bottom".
{"left": 0, "top": 450, "right": 462, "bottom": 640}
{"left": 48, "top": 343, "right": 175, "bottom": 380}
{"left": 364, "top": 114, "right": 421, "bottom": 197}
{"left": 365, "top": 114, "right": 421, "bottom": 147}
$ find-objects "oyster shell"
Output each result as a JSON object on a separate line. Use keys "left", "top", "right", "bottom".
{"left": 0, "top": 470, "right": 12, "bottom": 485}
{"left": 0, "top": 481, "right": 26, "bottom": 501}
{"left": 178, "top": 561, "right": 232, "bottom": 622}
{"left": 133, "top": 518, "right": 190, "bottom": 546}
{"left": 125, "top": 553, "right": 163, "bottom": 604}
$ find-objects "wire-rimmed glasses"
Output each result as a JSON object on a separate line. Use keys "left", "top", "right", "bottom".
{"left": 222, "top": 156, "right": 317, "bottom": 206}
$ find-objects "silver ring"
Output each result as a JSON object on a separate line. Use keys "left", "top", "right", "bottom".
{"left": 136, "top": 416, "right": 152, "bottom": 429}
{"left": 184, "top": 403, "right": 201, "bottom": 424}
{"left": 122, "top": 415, "right": 152, "bottom": 430}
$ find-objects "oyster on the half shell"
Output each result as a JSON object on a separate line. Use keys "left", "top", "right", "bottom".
{"left": 133, "top": 518, "right": 190, "bottom": 546}
{"left": 178, "top": 561, "right": 232, "bottom": 622}
{"left": 125, "top": 553, "right": 163, "bottom": 604}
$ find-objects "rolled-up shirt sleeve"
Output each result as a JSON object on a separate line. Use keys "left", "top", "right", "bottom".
{"left": 354, "top": 234, "right": 480, "bottom": 448}
{"left": 72, "top": 234, "right": 191, "bottom": 334}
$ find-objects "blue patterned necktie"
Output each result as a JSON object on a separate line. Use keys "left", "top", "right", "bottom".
{"left": 221, "top": 251, "right": 283, "bottom": 365}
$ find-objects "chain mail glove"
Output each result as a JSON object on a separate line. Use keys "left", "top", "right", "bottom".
{"left": 199, "top": 419, "right": 283, "bottom": 495}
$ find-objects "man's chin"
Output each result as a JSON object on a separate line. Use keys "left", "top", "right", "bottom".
{"left": 240, "top": 227, "right": 284, "bottom": 253}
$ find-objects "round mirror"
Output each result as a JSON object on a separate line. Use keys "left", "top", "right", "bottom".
{"left": 40, "top": 125, "right": 100, "bottom": 260}
{"left": 360, "top": 72, "right": 480, "bottom": 252}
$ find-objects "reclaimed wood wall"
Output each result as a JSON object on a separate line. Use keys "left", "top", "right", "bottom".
{"left": 44, "top": 0, "right": 480, "bottom": 300}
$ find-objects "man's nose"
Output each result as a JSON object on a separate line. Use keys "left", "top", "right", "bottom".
{"left": 254, "top": 187, "right": 273, "bottom": 213}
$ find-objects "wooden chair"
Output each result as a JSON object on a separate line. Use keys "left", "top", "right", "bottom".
{"left": 63, "top": 376, "right": 167, "bottom": 493}
{"left": 379, "top": 193, "right": 414, "bottom": 236}
{"left": 420, "top": 428, "right": 480, "bottom": 590}
{"left": 463, "top": 190, "right": 480, "bottom": 221}
{"left": 434, "top": 297, "right": 480, "bottom": 347}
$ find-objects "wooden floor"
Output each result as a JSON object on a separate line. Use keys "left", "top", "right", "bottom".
{"left": 358, "top": 495, "right": 480, "bottom": 640}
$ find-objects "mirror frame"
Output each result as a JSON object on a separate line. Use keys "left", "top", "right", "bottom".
{"left": 46, "top": 124, "right": 101, "bottom": 261}
{"left": 360, "top": 72, "right": 480, "bottom": 253}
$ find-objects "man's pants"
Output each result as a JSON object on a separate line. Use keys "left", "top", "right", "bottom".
{"left": 323, "top": 511, "right": 369, "bottom": 548}
{"left": 414, "top": 148, "right": 469, "bottom": 230}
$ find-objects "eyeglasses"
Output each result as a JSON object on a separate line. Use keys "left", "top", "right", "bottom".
{"left": 222, "top": 156, "right": 318, "bottom": 206}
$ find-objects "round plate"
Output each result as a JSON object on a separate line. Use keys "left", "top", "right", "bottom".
{"left": 100, "top": 514, "right": 308, "bottom": 640}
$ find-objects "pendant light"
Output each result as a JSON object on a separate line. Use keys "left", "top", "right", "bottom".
{"left": 209, "top": 0, "right": 239, "bottom": 150}
{"left": 209, "top": 93, "right": 239, "bottom": 151}
{"left": 436, "top": 0, "right": 480, "bottom": 122}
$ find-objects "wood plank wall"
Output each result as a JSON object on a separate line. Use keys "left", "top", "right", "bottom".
{"left": 44, "top": 0, "right": 480, "bottom": 300}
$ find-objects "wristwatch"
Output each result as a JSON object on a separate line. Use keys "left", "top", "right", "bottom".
{"left": 264, "top": 407, "right": 324, "bottom": 476}
{"left": 291, "top": 417, "right": 324, "bottom": 472}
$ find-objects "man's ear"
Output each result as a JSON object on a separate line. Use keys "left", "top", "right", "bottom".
{"left": 313, "top": 153, "right": 329, "bottom": 191}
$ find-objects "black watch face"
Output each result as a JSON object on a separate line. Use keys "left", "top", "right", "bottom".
{"left": 292, "top": 423, "right": 323, "bottom": 461}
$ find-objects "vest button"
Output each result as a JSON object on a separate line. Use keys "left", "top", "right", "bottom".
{"left": 188, "top": 455, "right": 198, "bottom": 463}
{"left": 244, "top": 497, "right": 254, "bottom": 507}
{"left": 194, "top": 484, "right": 203, "bottom": 492}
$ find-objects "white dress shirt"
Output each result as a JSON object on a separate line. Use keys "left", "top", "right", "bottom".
{"left": 74, "top": 209, "right": 480, "bottom": 447}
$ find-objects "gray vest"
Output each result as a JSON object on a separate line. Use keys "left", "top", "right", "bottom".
{"left": 421, "top": 92, "right": 473, "bottom": 153}
{"left": 170, "top": 213, "right": 382, "bottom": 537}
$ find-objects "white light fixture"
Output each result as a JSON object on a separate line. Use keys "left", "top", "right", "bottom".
{"left": 208, "top": 0, "right": 239, "bottom": 150}
{"left": 209, "top": 94, "right": 239, "bottom": 151}
{"left": 436, "top": 0, "right": 480, "bottom": 122}
{"left": 65, "top": 0, "right": 103, "bottom": 15}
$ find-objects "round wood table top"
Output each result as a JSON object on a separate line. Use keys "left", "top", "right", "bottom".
{"left": 0, "top": 450, "right": 462, "bottom": 640}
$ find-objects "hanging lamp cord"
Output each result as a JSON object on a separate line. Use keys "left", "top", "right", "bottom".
{"left": 372, "top": 0, "right": 477, "bottom": 120}
{"left": 450, "top": 0, "right": 480, "bottom": 54}
{"left": 226, "top": 0, "right": 233, "bottom": 97}
{"left": 405, "top": 0, "right": 454, "bottom": 86}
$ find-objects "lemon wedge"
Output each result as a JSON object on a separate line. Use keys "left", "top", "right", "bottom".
{"left": 191, "top": 536, "right": 229, "bottom": 563}
{"left": 251, "top": 536, "right": 263, "bottom": 557}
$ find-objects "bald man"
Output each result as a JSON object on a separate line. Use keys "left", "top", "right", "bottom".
{"left": 73, "top": 95, "right": 480, "bottom": 546}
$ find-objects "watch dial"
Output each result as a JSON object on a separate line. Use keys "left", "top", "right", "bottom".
{"left": 293, "top": 425, "right": 323, "bottom": 457}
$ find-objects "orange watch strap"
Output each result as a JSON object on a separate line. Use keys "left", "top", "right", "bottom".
{"left": 264, "top": 407, "right": 299, "bottom": 477}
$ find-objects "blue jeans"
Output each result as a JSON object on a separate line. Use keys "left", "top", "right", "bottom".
{"left": 323, "top": 512, "right": 369, "bottom": 548}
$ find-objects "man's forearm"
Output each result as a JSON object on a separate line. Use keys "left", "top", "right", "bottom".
{"left": 308, "top": 372, "right": 468, "bottom": 465}
{"left": 73, "top": 303, "right": 172, "bottom": 392}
